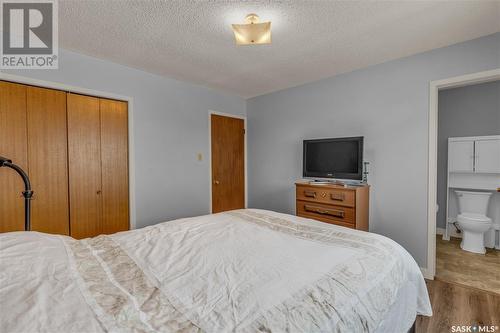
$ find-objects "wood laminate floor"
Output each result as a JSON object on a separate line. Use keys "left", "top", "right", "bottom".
{"left": 436, "top": 235, "right": 500, "bottom": 294}
{"left": 417, "top": 279, "right": 500, "bottom": 333}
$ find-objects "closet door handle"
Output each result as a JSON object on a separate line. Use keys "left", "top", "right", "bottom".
{"left": 96, "top": 190, "right": 102, "bottom": 195}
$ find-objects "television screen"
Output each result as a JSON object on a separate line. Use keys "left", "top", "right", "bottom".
{"left": 303, "top": 137, "right": 363, "bottom": 180}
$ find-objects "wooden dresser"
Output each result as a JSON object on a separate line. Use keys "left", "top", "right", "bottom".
{"left": 295, "top": 181, "right": 369, "bottom": 231}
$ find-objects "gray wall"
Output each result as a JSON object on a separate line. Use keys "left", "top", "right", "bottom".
{"left": 437, "top": 81, "right": 500, "bottom": 229}
{"left": 2, "top": 49, "right": 246, "bottom": 228}
{"left": 247, "top": 32, "right": 500, "bottom": 267}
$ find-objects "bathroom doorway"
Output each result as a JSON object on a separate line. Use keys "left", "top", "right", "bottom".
{"left": 430, "top": 73, "right": 500, "bottom": 294}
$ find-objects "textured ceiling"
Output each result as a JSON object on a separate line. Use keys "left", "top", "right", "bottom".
{"left": 59, "top": 1, "right": 500, "bottom": 98}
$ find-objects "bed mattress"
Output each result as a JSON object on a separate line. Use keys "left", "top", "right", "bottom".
{"left": 0, "top": 209, "right": 431, "bottom": 332}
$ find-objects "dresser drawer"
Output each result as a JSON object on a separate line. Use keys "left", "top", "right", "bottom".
{"left": 296, "top": 200, "right": 355, "bottom": 227}
{"left": 296, "top": 185, "right": 355, "bottom": 207}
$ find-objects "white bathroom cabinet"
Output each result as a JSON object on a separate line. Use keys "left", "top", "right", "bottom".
{"left": 475, "top": 139, "right": 500, "bottom": 173}
{"left": 449, "top": 136, "right": 500, "bottom": 173}
{"left": 444, "top": 135, "right": 500, "bottom": 246}
{"left": 448, "top": 140, "right": 474, "bottom": 172}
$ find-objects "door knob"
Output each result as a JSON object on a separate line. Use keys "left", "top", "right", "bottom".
{"left": 213, "top": 180, "right": 220, "bottom": 185}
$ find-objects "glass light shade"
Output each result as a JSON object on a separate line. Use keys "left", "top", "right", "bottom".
{"left": 232, "top": 21, "right": 271, "bottom": 45}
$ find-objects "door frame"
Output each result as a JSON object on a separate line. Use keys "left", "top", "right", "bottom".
{"left": 208, "top": 110, "right": 248, "bottom": 213}
{"left": 0, "top": 73, "right": 137, "bottom": 229}
{"left": 425, "top": 68, "right": 500, "bottom": 279}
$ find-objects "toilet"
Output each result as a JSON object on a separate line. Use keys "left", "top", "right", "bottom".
{"left": 455, "top": 190, "right": 493, "bottom": 254}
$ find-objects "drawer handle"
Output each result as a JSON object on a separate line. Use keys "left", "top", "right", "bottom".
{"left": 304, "top": 205, "right": 345, "bottom": 218}
{"left": 304, "top": 190, "right": 316, "bottom": 198}
{"left": 330, "top": 193, "right": 345, "bottom": 201}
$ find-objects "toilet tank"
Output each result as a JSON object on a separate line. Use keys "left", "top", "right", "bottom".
{"left": 455, "top": 190, "right": 492, "bottom": 215}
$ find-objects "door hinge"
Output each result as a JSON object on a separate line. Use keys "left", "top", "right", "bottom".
{"left": 243, "top": 129, "right": 246, "bottom": 134}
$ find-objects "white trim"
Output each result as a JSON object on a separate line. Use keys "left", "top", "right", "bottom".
{"left": 426, "top": 68, "right": 500, "bottom": 280}
{"left": 0, "top": 73, "right": 132, "bottom": 101}
{"left": 419, "top": 267, "right": 433, "bottom": 280}
{"left": 436, "top": 227, "right": 462, "bottom": 239}
{"left": 436, "top": 227, "right": 445, "bottom": 236}
{"left": 0, "top": 73, "right": 137, "bottom": 230}
{"left": 448, "top": 135, "right": 500, "bottom": 142}
{"left": 208, "top": 110, "right": 248, "bottom": 213}
{"left": 444, "top": 136, "right": 451, "bottom": 241}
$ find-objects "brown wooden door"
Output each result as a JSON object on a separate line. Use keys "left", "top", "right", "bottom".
{"left": 27, "top": 86, "right": 70, "bottom": 235}
{"left": 0, "top": 81, "right": 28, "bottom": 232}
{"left": 100, "top": 98, "right": 129, "bottom": 234}
{"left": 211, "top": 114, "right": 245, "bottom": 213}
{"left": 1, "top": 83, "right": 129, "bottom": 237}
{"left": 67, "top": 94, "right": 102, "bottom": 239}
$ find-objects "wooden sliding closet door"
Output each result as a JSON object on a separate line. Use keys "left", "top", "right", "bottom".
{"left": 67, "top": 94, "right": 102, "bottom": 239}
{"left": 27, "top": 86, "right": 69, "bottom": 235}
{"left": 1, "top": 83, "right": 129, "bottom": 237}
{"left": 100, "top": 98, "right": 129, "bottom": 234}
{"left": 68, "top": 94, "right": 129, "bottom": 238}
{"left": 0, "top": 81, "right": 28, "bottom": 232}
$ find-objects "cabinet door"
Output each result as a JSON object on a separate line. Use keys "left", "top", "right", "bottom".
{"left": 475, "top": 139, "right": 500, "bottom": 173}
{"left": 448, "top": 140, "right": 474, "bottom": 172}
{"left": 0, "top": 81, "right": 27, "bottom": 232}
{"left": 100, "top": 98, "right": 129, "bottom": 234}
{"left": 67, "top": 94, "right": 102, "bottom": 239}
{"left": 27, "top": 86, "right": 69, "bottom": 235}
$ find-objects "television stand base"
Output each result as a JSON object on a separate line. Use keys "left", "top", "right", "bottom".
{"left": 307, "top": 179, "right": 364, "bottom": 186}
{"left": 308, "top": 180, "right": 333, "bottom": 185}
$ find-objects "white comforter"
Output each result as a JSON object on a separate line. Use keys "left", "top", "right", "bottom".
{"left": 0, "top": 209, "right": 431, "bottom": 333}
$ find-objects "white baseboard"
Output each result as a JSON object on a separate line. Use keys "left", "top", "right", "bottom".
{"left": 420, "top": 267, "right": 434, "bottom": 280}
{"left": 436, "top": 226, "right": 462, "bottom": 239}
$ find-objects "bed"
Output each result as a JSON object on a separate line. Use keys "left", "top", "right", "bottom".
{"left": 0, "top": 209, "right": 432, "bottom": 332}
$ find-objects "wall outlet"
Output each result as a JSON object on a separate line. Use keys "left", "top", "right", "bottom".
{"left": 197, "top": 153, "right": 203, "bottom": 161}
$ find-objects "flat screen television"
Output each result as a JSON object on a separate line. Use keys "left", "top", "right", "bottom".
{"left": 303, "top": 136, "right": 363, "bottom": 180}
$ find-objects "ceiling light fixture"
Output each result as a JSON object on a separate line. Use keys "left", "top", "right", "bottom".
{"left": 232, "top": 13, "right": 271, "bottom": 45}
